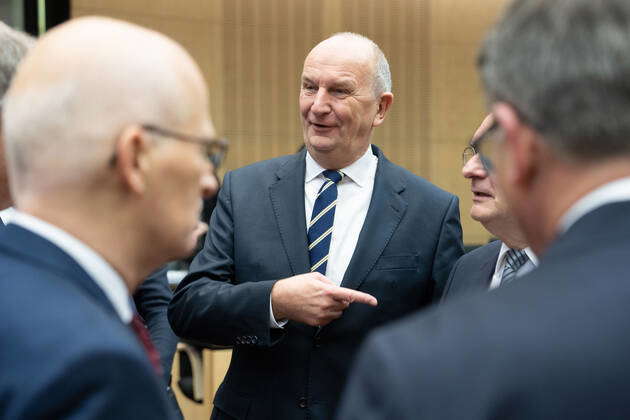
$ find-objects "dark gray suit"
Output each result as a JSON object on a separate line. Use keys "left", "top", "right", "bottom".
{"left": 338, "top": 200, "right": 630, "bottom": 420}
{"left": 168, "top": 146, "right": 464, "bottom": 420}
{"left": 441, "top": 240, "right": 501, "bottom": 302}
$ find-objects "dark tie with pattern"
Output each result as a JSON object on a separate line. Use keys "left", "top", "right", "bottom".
{"left": 130, "top": 313, "right": 163, "bottom": 377}
{"left": 500, "top": 248, "right": 529, "bottom": 285}
{"left": 308, "top": 170, "right": 344, "bottom": 275}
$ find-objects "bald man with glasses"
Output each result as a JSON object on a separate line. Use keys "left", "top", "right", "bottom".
{"left": 441, "top": 114, "right": 537, "bottom": 301}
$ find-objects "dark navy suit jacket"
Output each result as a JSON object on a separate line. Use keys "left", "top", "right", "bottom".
{"left": 168, "top": 146, "right": 464, "bottom": 420}
{"left": 135, "top": 266, "right": 179, "bottom": 383}
{"left": 0, "top": 225, "right": 172, "bottom": 419}
{"left": 338, "top": 201, "right": 630, "bottom": 420}
{"left": 441, "top": 240, "right": 501, "bottom": 302}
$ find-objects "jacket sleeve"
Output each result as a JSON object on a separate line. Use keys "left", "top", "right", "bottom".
{"left": 431, "top": 195, "right": 465, "bottom": 300}
{"left": 168, "top": 171, "right": 285, "bottom": 348}
{"left": 134, "top": 265, "right": 179, "bottom": 384}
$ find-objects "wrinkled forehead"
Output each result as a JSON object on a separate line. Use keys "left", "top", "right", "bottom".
{"left": 302, "top": 41, "right": 375, "bottom": 82}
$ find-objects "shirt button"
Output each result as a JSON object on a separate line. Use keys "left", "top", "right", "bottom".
{"left": 298, "top": 397, "right": 307, "bottom": 409}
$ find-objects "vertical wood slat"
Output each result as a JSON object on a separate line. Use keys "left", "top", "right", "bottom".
{"left": 71, "top": 0, "right": 507, "bottom": 244}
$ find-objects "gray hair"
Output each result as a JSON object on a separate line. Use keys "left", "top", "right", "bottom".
{"left": 478, "top": 0, "right": 630, "bottom": 162}
{"left": 329, "top": 32, "right": 392, "bottom": 96}
{"left": 0, "top": 22, "right": 34, "bottom": 103}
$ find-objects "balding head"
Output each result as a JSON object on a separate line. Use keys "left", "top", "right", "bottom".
{"left": 3, "top": 17, "right": 218, "bottom": 287}
{"left": 4, "top": 16, "right": 212, "bottom": 196}
{"left": 300, "top": 33, "right": 394, "bottom": 169}
{"left": 309, "top": 32, "right": 391, "bottom": 97}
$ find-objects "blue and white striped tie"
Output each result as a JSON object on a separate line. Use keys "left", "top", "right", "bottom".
{"left": 308, "top": 170, "right": 344, "bottom": 275}
{"left": 500, "top": 248, "right": 529, "bottom": 285}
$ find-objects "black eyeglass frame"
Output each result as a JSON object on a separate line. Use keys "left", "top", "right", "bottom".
{"left": 462, "top": 120, "right": 500, "bottom": 172}
{"left": 141, "top": 124, "right": 229, "bottom": 169}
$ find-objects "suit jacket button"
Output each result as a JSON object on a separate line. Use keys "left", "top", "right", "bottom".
{"left": 298, "top": 397, "right": 307, "bottom": 409}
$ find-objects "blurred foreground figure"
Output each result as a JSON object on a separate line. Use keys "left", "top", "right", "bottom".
{"left": 0, "top": 16, "right": 218, "bottom": 419}
{"left": 338, "top": 0, "right": 630, "bottom": 419}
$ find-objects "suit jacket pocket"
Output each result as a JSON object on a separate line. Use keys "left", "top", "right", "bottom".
{"left": 375, "top": 254, "right": 418, "bottom": 271}
{"left": 213, "top": 386, "right": 252, "bottom": 420}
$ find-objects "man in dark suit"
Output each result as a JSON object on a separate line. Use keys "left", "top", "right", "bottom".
{"left": 0, "top": 21, "right": 184, "bottom": 417}
{"left": 441, "top": 115, "right": 537, "bottom": 301}
{"left": 0, "top": 16, "right": 221, "bottom": 419}
{"left": 168, "top": 32, "right": 463, "bottom": 420}
{"left": 337, "top": 0, "right": 630, "bottom": 418}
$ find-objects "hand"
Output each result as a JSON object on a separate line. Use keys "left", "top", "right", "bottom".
{"left": 270, "top": 272, "right": 378, "bottom": 327}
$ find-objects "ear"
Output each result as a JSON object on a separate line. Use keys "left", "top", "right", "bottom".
{"left": 492, "top": 102, "right": 541, "bottom": 190}
{"left": 372, "top": 92, "right": 394, "bottom": 127}
{"left": 113, "top": 125, "right": 152, "bottom": 195}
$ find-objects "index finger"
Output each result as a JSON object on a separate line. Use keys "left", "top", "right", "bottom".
{"left": 330, "top": 287, "right": 378, "bottom": 306}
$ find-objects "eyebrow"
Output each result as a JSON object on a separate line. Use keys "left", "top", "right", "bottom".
{"left": 301, "top": 76, "right": 356, "bottom": 90}
{"left": 470, "top": 120, "right": 499, "bottom": 146}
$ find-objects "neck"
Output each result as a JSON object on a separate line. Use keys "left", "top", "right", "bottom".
{"left": 482, "top": 218, "right": 528, "bottom": 250}
{"left": 16, "top": 191, "right": 150, "bottom": 293}
{"left": 523, "top": 157, "right": 630, "bottom": 255}
{"left": 307, "top": 143, "right": 370, "bottom": 170}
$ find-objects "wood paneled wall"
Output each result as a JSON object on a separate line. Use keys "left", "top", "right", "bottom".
{"left": 72, "top": 0, "right": 508, "bottom": 244}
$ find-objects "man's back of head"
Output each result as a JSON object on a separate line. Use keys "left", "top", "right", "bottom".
{"left": 4, "top": 16, "right": 218, "bottom": 288}
{"left": 478, "top": 0, "right": 630, "bottom": 253}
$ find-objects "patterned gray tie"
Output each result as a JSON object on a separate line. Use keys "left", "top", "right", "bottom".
{"left": 500, "top": 248, "right": 529, "bottom": 285}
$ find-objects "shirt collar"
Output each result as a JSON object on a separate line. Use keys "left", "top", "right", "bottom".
{"left": 9, "top": 210, "right": 133, "bottom": 323}
{"left": 305, "top": 145, "right": 377, "bottom": 187}
{"left": 559, "top": 176, "right": 630, "bottom": 233}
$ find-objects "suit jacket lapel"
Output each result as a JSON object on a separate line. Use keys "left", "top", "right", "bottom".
{"left": 269, "top": 151, "right": 311, "bottom": 275}
{"left": 341, "top": 146, "right": 407, "bottom": 291}
{"left": 479, "top": 241, "right": 501, "bottom": 288}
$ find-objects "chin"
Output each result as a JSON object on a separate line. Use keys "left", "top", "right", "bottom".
{"left": 470, "top": 206, "right": 497, "bottom": 225}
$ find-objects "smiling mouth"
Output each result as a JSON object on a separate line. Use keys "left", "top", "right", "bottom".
{"left": 311, "top": 122, "right": 334, "bottom": 129}
{"left": 473, "top": 191, "right": 493, "bottom": 199}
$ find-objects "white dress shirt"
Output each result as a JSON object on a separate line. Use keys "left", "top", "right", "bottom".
{"left": 0, "top": 207, "right": 15, "bottom": 224}
{"left": 9, "top": 210, "right": 132, "bottom": 323}
{"left": 489, "top": 242, "right": 538, "bottom": 290}
{"left": 270, "top": 146, "right": 378, "bottom": 327}
{"left": 559, "top": 176, "right": 630, "bottom": 233}
{"left": 304, "top": 146, "right": 378, "bottom": 286}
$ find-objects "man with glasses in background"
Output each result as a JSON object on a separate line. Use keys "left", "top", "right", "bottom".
{"left": 338, "top": 0, "right": 630, "bottom": 418}
{"left": 441, "top": 114, "right": 537, "bottom": 302}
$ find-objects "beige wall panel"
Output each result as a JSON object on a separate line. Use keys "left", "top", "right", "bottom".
{"left": 72, "top": 0, "right": 509, "bottom": 249}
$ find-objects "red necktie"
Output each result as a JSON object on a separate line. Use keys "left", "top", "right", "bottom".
{"left": 130, "top": 313, "right": 163, "bottom": 377}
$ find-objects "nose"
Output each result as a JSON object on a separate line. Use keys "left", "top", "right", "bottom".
{"left": 310, "top": 87, "right": 332, "bottom": 116}
{"left": 200, "top": 162, "right": 219, "bottom": 199}
{"left": 462, "top": 154, "right": 488, "bottom": 179}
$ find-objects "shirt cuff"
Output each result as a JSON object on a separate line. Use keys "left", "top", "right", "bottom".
{"left": 269, "top": 294, "right": 288, "bottom": 328}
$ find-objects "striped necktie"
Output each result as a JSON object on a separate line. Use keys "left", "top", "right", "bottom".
{"left": 308, "top": 170, "right": 344, "bottom": 275}
{"left": 500, "top": 248, "right": 529, "bottom": 285}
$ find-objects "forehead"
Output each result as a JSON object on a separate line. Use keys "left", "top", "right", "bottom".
{"left": 301, "top": 46, "right": 373, "bottom": 87}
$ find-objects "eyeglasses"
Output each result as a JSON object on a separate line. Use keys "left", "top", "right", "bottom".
{"left": 141, "top": 124, "right": 229, "bottom": 168}
{"left": 462, "top": 120, "right": 501, "bottom": 172}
